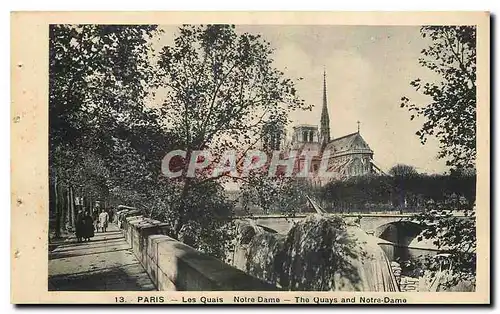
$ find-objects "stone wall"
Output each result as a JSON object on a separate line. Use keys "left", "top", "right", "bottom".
{"left": 119, "top": 211, "right": 278, "bottom": 291}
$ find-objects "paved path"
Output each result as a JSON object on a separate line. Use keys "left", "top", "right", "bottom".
{"left": 48, "top": 224, "right": 156, "bottom": 291}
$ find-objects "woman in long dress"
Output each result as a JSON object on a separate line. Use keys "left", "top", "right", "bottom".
{"left": 75, "top": 210, "right": 85, "bottom": 242}
{"left": 92, "top": 209, "right": 99, "bottom": 232}
{"left": 83, "top": 211, "right": 95, "bottom": 241}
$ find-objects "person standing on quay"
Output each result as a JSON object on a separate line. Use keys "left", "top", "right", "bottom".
{"left": 82, "top": 211, "right": 95, "bottom": 241}
{"left": 75, "top": 210, "right": 85, "bottom": 242}
{"left": 108, "top": 208, "right": 115, "bottom": 224}
{"left": 98, "top": 209, "right": 109, "bottom": 233}
{"left": 92, "top": 208, "right": 99, "bottom": 232}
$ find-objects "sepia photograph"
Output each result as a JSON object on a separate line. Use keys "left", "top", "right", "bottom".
{"left": 11, "top": 11, "right": 490, "bottom": 304}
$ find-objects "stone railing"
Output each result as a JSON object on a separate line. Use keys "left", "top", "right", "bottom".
{"left": 118, "top": 210, "right": 279, "bottom": 291}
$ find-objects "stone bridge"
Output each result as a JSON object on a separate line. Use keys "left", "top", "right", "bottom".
{"left": 238, "top": 212, "right": 467, "bottom": 262}
{"left": 237, "top": 213, "right": 416, "bottom": 236}
{"left": 236, "top": 213, "right": 430, "bottom": 262}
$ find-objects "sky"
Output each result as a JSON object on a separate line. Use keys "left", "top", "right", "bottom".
{"left": 152, "top": 25, "right": 448, "bottom": 174}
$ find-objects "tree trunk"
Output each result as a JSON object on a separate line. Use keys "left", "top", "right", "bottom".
{"left": 54, "top": 176, "right": 61, "bottom": 238}
{"left": 69, "top": 186, "right": 76, "bottom": 227}
{"left": 65, "top": 187, "right": 74, "bottom": 230}
{"left": 89, "top": 196, "right": 93, "bottom": 214}
{"left": 49, "top": 177, "right": 56, "bottom": 236}
{"left": 61, "top": 187, "right": 67, "bottom": 231}
{"left": 173, "top": 179, "right": 193, "bottom": 238}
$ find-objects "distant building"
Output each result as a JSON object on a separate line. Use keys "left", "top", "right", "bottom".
{"left": 261, "top": 121, "right": 285, "bottom": 151}
{"left": 288, "top": 70, "right": 377, "bottom": 185}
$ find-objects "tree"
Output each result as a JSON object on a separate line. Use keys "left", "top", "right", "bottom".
{"left": 50, "top": 24, "right": 160, "bottom": 156}
{"left": 49, "top": 24, "right": 166, "bottom": 238}
{"left": 401, "top": 26, "right": 476, "bottom": 169}
{"left": 400, "top": 26, "right": 477, "bottom": 290}
{"left": 411, "top": 195, "right": 476, "bottom": 290}
{"left": 156, "top": 25, "right": 307, "bottom": 153}
{"left": 388, "top": 164, "right": 418, "bottom": 209}
{"left": 48, "top": 24, "right": 309, "bottom": 258}
{"left": 240, "top": 175, "right": 312, "bottom": 216}
{"left": 388, "top": 164, "right": 418, "bottom": 177}
{"left": 155, "top": 25, "right": 309, "bottom": 235}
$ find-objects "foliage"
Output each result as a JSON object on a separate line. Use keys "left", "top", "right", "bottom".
{"left": 410, "top": 194, "right": 476, "bottom": 289}
{"left": 171, "top": 181, "right": 236, "bottom": 259}
{"left": 49, "top": 24, "right": 307, "bottom": 257}
{"left": 156, "top": 24, "right": 308, "bottom": 154}
{"left": 50, "top": 24, "right": 160, "bottom": 158}
{"left": 155, "top": 24, "right": 309, "bottom": 236}
{"left": 388, "top": 164, "right": 418, "bottom": 177}
{"left": 239, "top": 176, "right": 313, "bottom": 216}
{"left": 400, "top": 26, "right": 477, "bottom": 288}
{"left": 49, "top": 24, "right": 236, "bottom": 255}
{"left": 241, "top": 215, "right": 391, "bottom": 291}
{"left": 49, "top": 24, "right": 164, "bottom": 192}
{"left": 245, "top": 231, "right": 287, "bottom": 287}
{"left": 261, "top": 120, "right": 286, "bottom": 150}
{"left": 280, "top": 215, "right": 364, "bottom": 291}
{"left": 321, "top": 172, "right": 476, "bottom": 212}
{"left": 49, "top": 24, "right": 163, "bottom": 237}
{"left": 321, "top": 175, "right": 393, "bottom": 211}
{"left": 401, "top": 26, "right": 476, "bottom": 169}
{"left": 239, "top": 168, "right": 476, "bottom": 215}
{"left": 389, "top": 164, "right": 418, "bottom": 208}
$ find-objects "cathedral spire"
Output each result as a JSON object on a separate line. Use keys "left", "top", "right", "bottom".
{"left": 320, "top": 69, "right": 331, "bottom": 144}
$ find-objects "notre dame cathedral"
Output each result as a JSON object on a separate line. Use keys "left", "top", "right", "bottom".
{"left": 262, "top": 71, "right": 380, "bottom": 185}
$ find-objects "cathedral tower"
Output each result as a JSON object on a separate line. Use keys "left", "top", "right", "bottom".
{"left": 320, "top": 70, "right": 331, "bottom": 145}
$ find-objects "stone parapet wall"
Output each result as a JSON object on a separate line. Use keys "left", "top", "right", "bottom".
{"left": 119, "top": 211, "right": 278, "bottom": 291}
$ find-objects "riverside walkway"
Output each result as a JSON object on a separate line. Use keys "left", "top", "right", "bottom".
{"left": 48, "top": 224, "right": 156, "bottom": 291}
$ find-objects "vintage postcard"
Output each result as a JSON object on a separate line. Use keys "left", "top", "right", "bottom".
{"left": 11, "top": 11, "right": 490, "bottom": 304}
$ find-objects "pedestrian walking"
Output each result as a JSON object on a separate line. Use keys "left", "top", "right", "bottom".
{"left": 92, "top": 209, "right": 99, "bottom": 232}
{"left": 75, "top": 210, "right": 85, "bottom": 242}
{"left": 98, "top": 209, "right": 109, "bottom": 233}
{"left": 108, "top": 208, "right": 115, "bottom": 224}
{"left": 83, "top": 211, "right": 95, "bottom": 241}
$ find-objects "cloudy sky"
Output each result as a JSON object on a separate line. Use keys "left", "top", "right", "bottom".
{"left": 154, "top": 25, "right": 448, "bottom": 174}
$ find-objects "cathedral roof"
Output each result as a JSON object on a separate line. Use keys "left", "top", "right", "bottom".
{"left": 324, "top": 132, "right": 373, "bottom": 157}
{"left": 291, "top": 141, "right": 322, "bottom": 155}
{"left": 293, "top": 124, "right": 318, "bottom": 129}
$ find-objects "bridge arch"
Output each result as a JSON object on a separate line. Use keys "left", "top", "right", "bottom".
{"left": 375, "top": 221, "right": 431, "bottom": 262}
{"left": 375, "top": 221, "right": 424, "bottom": 247}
